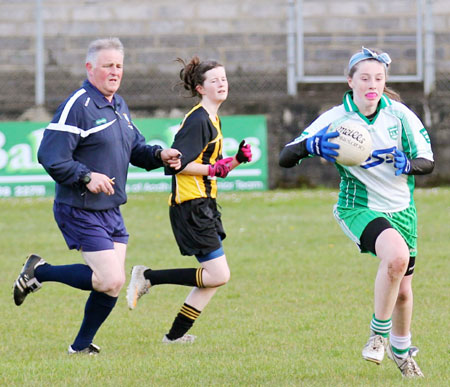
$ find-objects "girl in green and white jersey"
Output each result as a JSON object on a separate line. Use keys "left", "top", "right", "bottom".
{"left": 279, "top": 47, "right": 434, "bottom": 378}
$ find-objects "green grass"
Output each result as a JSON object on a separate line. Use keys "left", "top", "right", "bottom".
{"left": 0, "top": 188, "right": 449, "bottom": 386}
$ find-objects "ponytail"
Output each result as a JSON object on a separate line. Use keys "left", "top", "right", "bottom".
{"left": 176, "top": 56, "right": 222, "bottom": 98}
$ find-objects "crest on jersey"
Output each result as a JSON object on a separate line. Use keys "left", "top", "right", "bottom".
{"left": 387, "top": 126, "right": 398, "bottom": 140}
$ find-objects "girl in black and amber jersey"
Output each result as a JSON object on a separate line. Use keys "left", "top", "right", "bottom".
{"left": 127, "top": 56, "right": 252, "bottom": 343}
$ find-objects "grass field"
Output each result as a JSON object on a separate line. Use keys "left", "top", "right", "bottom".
{"left": 0, "top": 188, "right": 448, "bottom": 386}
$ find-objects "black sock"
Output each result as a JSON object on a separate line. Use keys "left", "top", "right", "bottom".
{"left": 144, "top": 268, "right": 204, "bottom": 287}
{"left": 166, "top": 303, "right": 201, "bottom": 340}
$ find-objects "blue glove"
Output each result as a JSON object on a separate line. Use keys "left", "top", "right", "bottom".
{"left": 305, "top": 126, "right": 340, "bottom": 163}
{"left": 394, "top": 149, "right": 411, "bottom": 176}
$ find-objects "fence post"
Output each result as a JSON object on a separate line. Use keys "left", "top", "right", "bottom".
{"left": 287, "top": 0, "right": 297, "bottom": 96}
{"left": 423, "top": 0, "right": 435, "bottom": 96}
{"left": 35, "top": 0, "right": 45, "bottom": 106}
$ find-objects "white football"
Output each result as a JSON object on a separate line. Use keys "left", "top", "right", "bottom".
{"left": 329, "top": 121, "right": 372, "bottom": 166}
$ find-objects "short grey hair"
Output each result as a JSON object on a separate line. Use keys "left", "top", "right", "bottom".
{"left": 86, "top": 37, "right": 124, "bottom": 66}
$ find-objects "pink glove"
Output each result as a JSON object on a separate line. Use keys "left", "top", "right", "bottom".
{"left": 208, "top": 157, "right": 233, "bottom": 178}
{"left": 235, "top": 140, "right": 252, "bottom": 163}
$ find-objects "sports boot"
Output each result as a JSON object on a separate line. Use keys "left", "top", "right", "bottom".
{"left": 126, "top": 265, "right": 151, "bottom": 310}
{"left": 162, "top": 334, "right": 196, "bottom": 344}
{"left": 362, "top": 332, "right": 387, "bottom": 364}
{"left": 13, "top": 254, "right": 46, "bottom": 306}
{"left": 68, "top": 343, "right": 100, "bottom": 356}
{"left": 387, "top": 345, "right": 424, "bottom": 378}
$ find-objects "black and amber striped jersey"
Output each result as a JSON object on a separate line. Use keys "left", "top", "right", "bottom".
{"left": 166, "top": 104, "right": 223, "bottom": 205}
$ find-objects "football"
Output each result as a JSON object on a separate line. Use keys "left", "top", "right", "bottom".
{"left": 329, "top": 121, "right": 372, "bottom": 166}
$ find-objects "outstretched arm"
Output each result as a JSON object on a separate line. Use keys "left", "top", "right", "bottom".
{"left": 279, "top": 139, "right": 309, "bottom": 168}
{"left": 279, "top": 126, "right": 340, "bottom": 168}
{"left": 181, "top": 157, "right": 234, "bottom": 178}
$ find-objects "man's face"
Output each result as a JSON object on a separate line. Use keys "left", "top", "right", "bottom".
{"left": 86, "top": 49, "right": 123, "bottom": 101}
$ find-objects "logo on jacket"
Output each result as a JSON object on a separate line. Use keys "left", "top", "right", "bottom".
{"left": 95, "top": 118, "right": 107, "bottom": 126}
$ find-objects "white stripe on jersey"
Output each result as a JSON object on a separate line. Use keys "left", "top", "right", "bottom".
{"left": 333, "top": 204, "right": 360, "bottom": 244}
{"left": 47, "top": 120, "right": 117, "bottom": 138}
{"left": 58, "top": 88, "right": 86, "bottom": 124}
{"left": 46, "top": 87, "right": 117, "bottom": 138}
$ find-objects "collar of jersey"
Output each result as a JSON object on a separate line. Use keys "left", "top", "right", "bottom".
{"left": 83, "top": 79, "right": 119, "bottom": 109}
{"left": 343, "top": 90, "right": 392, "bottom": 124}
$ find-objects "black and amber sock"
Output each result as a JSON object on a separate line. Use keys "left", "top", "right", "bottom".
{"left": 166, "top": 303, "right": 202, "bottom": 340}
{"left": 144, "top": 267, "right": 204, "bottom": 287}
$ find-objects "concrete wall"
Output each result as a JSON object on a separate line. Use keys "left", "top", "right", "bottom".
{"left": 2, "top": 1, "right": 449, "bottom": 108}
{"left": 2, "top": 1, "right": 449, "bottom": 77}
{"left": 0, "top": 0, "right": 448, "bottom": 186}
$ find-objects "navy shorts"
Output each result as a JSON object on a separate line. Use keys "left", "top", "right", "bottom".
{"left": 53, "top": 201, "right": 129, "bottom": 252}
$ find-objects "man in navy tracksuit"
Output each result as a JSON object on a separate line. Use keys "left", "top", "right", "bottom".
{"left": 13, "top": 37, "right": 181, "bottom": 354}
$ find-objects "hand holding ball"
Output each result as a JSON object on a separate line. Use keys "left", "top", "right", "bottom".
{"left": 329, "top": 121, "right": 372, "bottom": 166}
{"left": 305, "top": 127, "right": 340, "bottom": 163}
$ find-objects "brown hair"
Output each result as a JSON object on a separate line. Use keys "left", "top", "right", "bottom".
{"left": 347, "top": 48, "right": 402, "bottom": 102}
{"left": 176, "top": 56, "right": 223, "bottom": 98}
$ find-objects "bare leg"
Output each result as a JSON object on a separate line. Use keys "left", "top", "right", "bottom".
{"left": 373, "top": 229, "right": 410, "bottom": 320}
{"left": 164, "top": 255, "right": 230, "bottom": 341}
{"left": 185, "top": 287, "right": 218, "bottom": 311}
{"left": 82, "top": 242, "right": 127, "bottom": 297}
{"left": 391, "top": 274, "right": 414, "bottom": 336}
{"left": 185, "top": 254, "right": 230, "bottom": 310}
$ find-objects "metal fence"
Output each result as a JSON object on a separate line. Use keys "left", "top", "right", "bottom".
{"left": 286, "top": 0, "right": 443, "bottom": 96}
{"left": 1, "top": 48, "right": 288, "bottom": 120}
{"left": 0, "top": 0, "right": 449, "bottom": 119}
{"left": 435, "top": 31, "right": 450, "bottom": 96}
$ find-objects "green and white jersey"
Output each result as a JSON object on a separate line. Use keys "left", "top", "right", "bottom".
{"left": 295, "top": 92, "right": 434, "bottom": 212}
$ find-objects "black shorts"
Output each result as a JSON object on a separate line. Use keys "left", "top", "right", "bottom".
{"left": 169, "top": 198, "right": 226, "bottom": 257}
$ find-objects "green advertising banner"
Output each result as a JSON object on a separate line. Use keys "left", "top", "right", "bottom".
{"left": 0, "top": 116, "right": 268, "bottom": 198}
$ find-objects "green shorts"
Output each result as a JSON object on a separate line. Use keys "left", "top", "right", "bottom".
{"left": 333, "top": 204, "right": 418, "bottom": 257}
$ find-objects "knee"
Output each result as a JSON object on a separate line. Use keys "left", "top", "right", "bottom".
{"left": 98, "top": 274, "right": 126, "bottom": 294}
{"left": 387, "top": 254, "right": 409, "bottom": 279}
{"left": 113, "top": 276, "right": 126, "bottom": 294}
{"left": 397, "top": 288, "right": 412, "bottom": 304}
{"left": 111, "top": 274, "right": 126, "bottom": 293}
{"left": 210, "top": 267, "right": 231, "bottom": 287}
{"left": 221, "top": 268, "right": 231, "bottom": 285}
{"left": 397, "top": 283, "right": 413, "bottom": 304}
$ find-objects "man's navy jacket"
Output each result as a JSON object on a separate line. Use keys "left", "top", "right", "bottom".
{"left": 38, "top": 80, "right": 163, "bottom": 210}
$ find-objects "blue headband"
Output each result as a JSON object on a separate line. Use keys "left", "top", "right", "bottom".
{"left": 348, "top": 47, "right": 392, "bottom": 71}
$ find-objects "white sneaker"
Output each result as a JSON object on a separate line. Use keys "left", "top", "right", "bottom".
{"left": 362, "top": 333, "right": 387, "bottom": 364}
{"left": 126, "top": 265, "right": 151, "bottom": 310}
{"left": 386, "top": 345, "right": 424, "bottom": 378}
{"left": 162, "top": 334, "right": 196, "bottom": 344}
